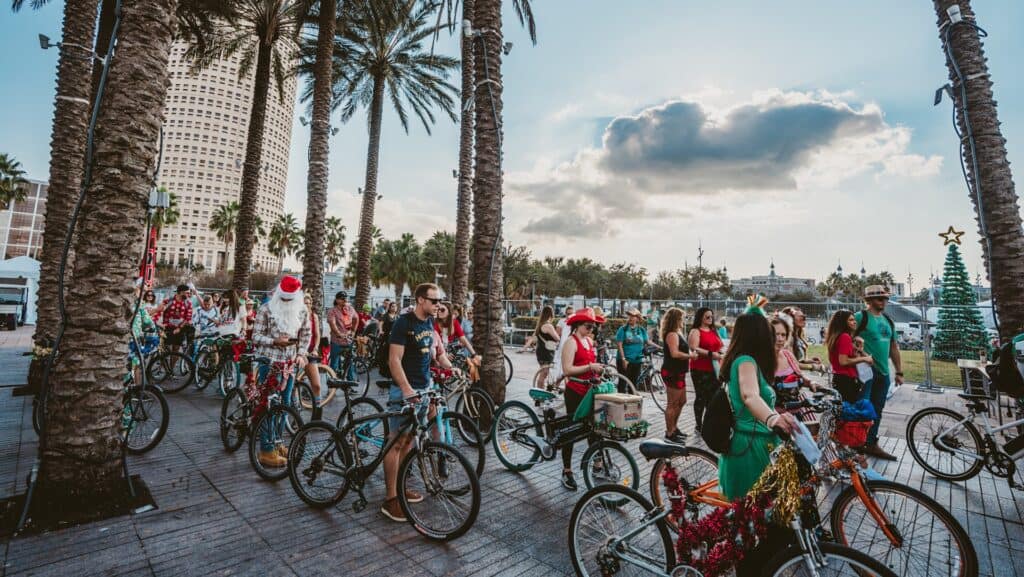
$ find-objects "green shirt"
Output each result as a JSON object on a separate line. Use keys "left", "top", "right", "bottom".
{"left": 718, "top": 355, "right": 778, "bottom": 501}
{"left": 855, "top": 311, "right": 894, "bottom": 375}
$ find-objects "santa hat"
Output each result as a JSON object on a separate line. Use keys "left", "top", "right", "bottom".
{"left": 278, "top": 276, "right": 302, "bottom": 300}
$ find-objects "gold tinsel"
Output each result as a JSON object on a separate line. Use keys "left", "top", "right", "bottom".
{"left": 749, "top": 445, "right": 802, "bottom": 526}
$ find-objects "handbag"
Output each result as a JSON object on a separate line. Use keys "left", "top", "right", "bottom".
{"left": 544, "top": 338, "right": 558, "bottom": 351}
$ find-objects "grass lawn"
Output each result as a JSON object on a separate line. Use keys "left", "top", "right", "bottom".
{"left": 807, "top": 345, "right": 962, "bottom": 388}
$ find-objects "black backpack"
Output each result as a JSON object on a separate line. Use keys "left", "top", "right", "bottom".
{"left": 854, "top": 310, "right": 895, "bottom": 338}
{"left": 701, "top": 384, "right": 736, "bottom": 454}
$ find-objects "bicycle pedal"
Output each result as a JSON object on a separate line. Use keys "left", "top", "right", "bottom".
{"left": 353, "top": 498, "right": 366, "bottom": 513}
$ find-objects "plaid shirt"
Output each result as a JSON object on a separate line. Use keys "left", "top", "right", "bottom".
{"left": 251, "top": 304, "right": 312, "bottom": 364}
{"left": 161, "top": 297, "right": 193, "bottom": 327}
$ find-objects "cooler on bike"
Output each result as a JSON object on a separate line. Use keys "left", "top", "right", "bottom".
{"left": 592, "top": 393, "right": 649, "bottom": 440}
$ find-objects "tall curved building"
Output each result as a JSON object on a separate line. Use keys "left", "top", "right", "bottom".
{"left": 155, "top": 40, "right": 296, "bottom": 274}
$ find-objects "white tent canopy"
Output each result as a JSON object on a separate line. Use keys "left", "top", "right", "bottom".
{"left": 0, "top": 256, "right": 40, "bottom": 325}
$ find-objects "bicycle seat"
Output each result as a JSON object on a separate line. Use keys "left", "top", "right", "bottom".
{"left": 326, "top": 378, "right": 361, "bottom": 390}
{"left": 528, "top": 388, "right": 557, "bottom": 402}
{"left": 639, "top": 439, "right": 689, "bottom": 461}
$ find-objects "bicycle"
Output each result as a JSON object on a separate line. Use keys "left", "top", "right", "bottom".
{"left": 631, "top": 346, "right": 669, "bottom": 412}
{"left": 568, "top": 435, "right": 899, "bottom": 577}
{"left": 287, "top": 388, "right": 481, "bottom": 541}
{"left": 122, "top": 364, "right": 170, "bottom": 454}
{"left": 193, "top": 335, "right": 244, "bottom": 396}
{"left": 447, "top": 343, "right": 513, "bottom": 386}
{"left": 491, "top": 368, "right": 642, "bottom": 493}
{"left": 434, "top": 369, "right": 496, "bottom": 445}
{"left": 147, "top": 329, "right": 196, "bottom": 394}
{"left": 647, "top": 388, "right": 977, "bottom": 577}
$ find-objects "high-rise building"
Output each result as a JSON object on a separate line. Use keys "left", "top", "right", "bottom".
{"left": 0, "top": 179, "right": 48, "bottom": 260}
{"left": 155, "top": 40, "right": 296, "bottom": 273}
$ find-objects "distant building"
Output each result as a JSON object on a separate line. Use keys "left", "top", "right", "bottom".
{"left": 730, "top": 262, "right": 815, "bottom": 297}
{"left": 0, "top": 179, "right": 48, "bottom": 260}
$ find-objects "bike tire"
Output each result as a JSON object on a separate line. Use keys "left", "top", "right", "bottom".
{"left": 124, "top": 385, "right": 169, "bottom": 454}
{"left": 217, "top": 359, "right": 238, "bottom": 397}
{"left": 647, "top": 370, "right": 667, "bottom": 413}
{"left": 287, "top": 420, "right": 351, "bottom": 509}
{"left": 194, "top": 350, "right": 217, "bottom": 390}
{"left": 568, "top": 485, "right": 675, "bottom": 577}
{"left": 454, "top": 387, "right": 495, "bottom": 445}
{"left": 297, "top": 364, "right": 338, "bottom": 409}
{"left": 32, "top": 397, "right": 42, "bottom": 436}
{"left": 289, "top": 382, "right": 316, "bottom": 430}
{"left": 829, "top": 479, "right": 978, "bottom": 577}
{"left": 397, "top": 440, "right": 480, "bottom": 541}
{"left": 647, "top": 446, "right": 719, "bottom": 530}
{"left": 219, "top": 387, "right": 249, "bottom": 452}
{"left": 580, "top": 440, "right": 640, "bottom": 493}
{"left": 491, "top": 400, "right": 542, "bottom": 472}
{"left": 248, "top": 404, "right": 303, "bottom": 481}
{"left": 905, "top": 407, "right": 984, "bottom": 482}
{"left": 762, "top": 541, "right": 899, "bottom": 577}
{"left": 147, "top": 351, "right": 195, "bottom": 393}
{"left": 503, "top": 353, "right": 513, "bottom": 385}
{"left": 428, "top": 411, "right": 485, "bottom": 478}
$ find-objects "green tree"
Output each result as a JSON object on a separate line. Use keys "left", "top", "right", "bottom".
{"left": 152, "top": 188, "right": 180, "bottom": 237}
{"left": 209, "top": 201, "right": 240, "bottom": 270}
{"left": 0, "top": 153, "right": 28, "bottom": 210}
{"left": 373, "top": 233, "right": 422, "bottom": 302}
{"left": 421, "top": 230, "right": 456, "bottom": 295}
{"left": 267, "top": 212, "right": 301, "bottom": 273}
{"left": 932, "top": 242, "right": 990, "bottom": 360}
{"left": 676, "top": 266, "right": 730, "bottom": 299}
{"left": 324, "top": 216, "right": 346, "bottom": 271}
{"left": 331, "top": 0, "right": 459, "bottom": 309}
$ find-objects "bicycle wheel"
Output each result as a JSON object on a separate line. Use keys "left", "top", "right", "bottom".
{"left": 353, "top": 356, "right": 370, "bottom": 376}
{"left": 147, "top": 351, "right": 194, "bottom": 393}
{"left": 287, "top": 421, "right": 351, "bottom": 509}
{"left": 248, "top": 404, "right": 303, "bottom": 481}
{"left": 580, "top": 440, "right": 639, "bottom": 492}
{"left": 905, "top": 407, "right": 984, "bottom": 482}
{"left": 454, "top": 387, "right": 495, "bottom": 445}
{"left": 124, "top": 385, "right": 169, "bottom": 454}
{"left": 219, "top": 388, "right": 250, "bottom": 452}
{"left": 829, "top": 479, "right": 978, "bottom": 577}
{"left": 531, "top": 367, "right": 548, "bottom": 389}
{"left": 336, "top": 397, "right": 389, "bottom": 470}
{"left": 503, "top": 353, "right": 513, "bottom": 385}
{"left": 648, "top": 446, "right": 719, "bottom": 530}
{"left": 297, "top": 364, "right": 338, "bottom": 409}
{"left": 568, "top": 485, "right": 675, "bottom": 577}
{"left": 194, "top": 350, "right": 218, "bottom": 390}
{"left": 217, "top": 359, "right": 238, "bottom": 397}
{"left": 491, "top": 400, "right": 542, "bottom": 471}
{"left": 428, "top": 411, "right": 485, "bottom": 478}
{"left": 32, "top": 396, "right": 43, "bottom": 435}
{"left": 289, "top": 382, "right": 316, "bottom": 429}
{"left": 398, "top": 440, "right": 480, "bottom": 541}
{"left": 647, "top": 371, "right": 668, "bottom": 413}
{"left": 763, "top": 542, "right": 899, "bottom": 577}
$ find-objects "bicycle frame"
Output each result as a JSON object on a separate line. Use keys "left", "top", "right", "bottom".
{"left": 934, "top": 407, "right": 1024, "bottom": 461}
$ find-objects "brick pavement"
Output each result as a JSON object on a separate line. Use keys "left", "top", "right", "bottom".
{"left": 1, "top": 333, "right": 1022, "bottom": 576}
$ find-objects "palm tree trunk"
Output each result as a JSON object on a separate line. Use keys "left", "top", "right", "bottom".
{"left": 470, "top": 0, "right": 506, "bottom": 403}
{"left": 452, "top": 0, "right": 475, "bottom": 309}
{"left": 354, "top": 75, "right": 385, "bottom": 310}
{"left": 224, "top": 238, "right": 231, "bottom": 271}
{"left": 278, "top": 254, "right": 284, "bottom": 275}
{"left": 301, "top": 0, "right": 336, "bottom": 314}
{"left": 39, "top": 0, "right": 177, "bottom": 503}
{"left": 934, "top": 0, "right": 1024, "bottom": 341}
{"left": 395, "top": 284, "right": 402, "bottom": 304}
{"left": 231, "top": 41, "right": 273, "bottom": 290}
{"left": 31, "top": 0, "right": 100, "bottom": 389}
{"left": 90, "top": 0, "right": 117, "bottom": 106}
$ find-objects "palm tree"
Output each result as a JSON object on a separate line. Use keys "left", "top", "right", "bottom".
{"left": 373, "top": 233, "right": 422, "bottom": 302}
{"left": 209, "top": 200, "right": 240, "bottom": 270}
{"left": 449, "top": 0, "right": 534, "bottom": 308}
{"left": 324, "top": 215, "right": 346, "bottom": 271}
{"left": 0, "top": 153, "right": 29, "bottom": 210}
{"left": 188, "top": 0, "right": 308, "bottom": 290}
{"left": 152, "top": 188, "right": 180, "bottom": 237}
{"left": 421, "top": 230, "right": 456, "bottom": 296}
{"left": 330, "top": 0, "right": 459, "bottom": 309}
{"left": 933, "top": 0, "right": 1024, "bottom": 340}
{"left": 12, "top": 0, "right": 100, "bottom": 363}
{"left": 470, "top": 0, "right": 506, "bottom": 402}
{"left": 39, "top": 0, "right": 177, "bottom": 504}
{"left": 267, "top": 212, "right": 301, "bottom": 273}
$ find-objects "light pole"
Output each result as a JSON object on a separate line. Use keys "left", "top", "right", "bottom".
{"left": 429, "top": 262, "right": 446, "bottom": 296}
{"left": 529, "top": 275, "right": 538, "bottom": 315}
{"left": 186, "top": 241, "right": 195, "bottom": 281}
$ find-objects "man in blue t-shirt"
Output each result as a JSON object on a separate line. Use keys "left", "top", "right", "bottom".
{"left": 381, "top": 282, "right": 458, "bottom": 522}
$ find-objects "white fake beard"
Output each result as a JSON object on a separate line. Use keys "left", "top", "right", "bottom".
{"left": 267, "top": 291, "right": 305, "bottom": 337}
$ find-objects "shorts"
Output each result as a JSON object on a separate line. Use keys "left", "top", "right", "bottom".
{"left": 661, "top": 369, "right": 687, "bottom": 390}
{"left": 164, "top": 326, "right": 193, "bottom": 347}
{"left": 387, "top": 383, "right": 429, "bottom": 433}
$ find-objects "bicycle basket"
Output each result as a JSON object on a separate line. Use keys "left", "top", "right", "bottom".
{"left": 833, "top": 420, "right": 872, "bottom": 448}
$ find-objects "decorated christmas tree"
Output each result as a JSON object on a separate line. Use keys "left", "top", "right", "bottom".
{"left": 931, "top": 230, "right": 990, "bottom": 361}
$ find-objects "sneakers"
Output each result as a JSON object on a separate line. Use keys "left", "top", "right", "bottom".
{"left": 666, "top": 431, "right": 688, "bottom": 444}
{"left": 861, "top": 443, "right": 898, "bottom": 461}
{"left": 381, "top": 497, "right": 406, "bottom": 522}
{"left": 562, "top": 471, "right": 578, "bottom": 491}
{"left": 276, "top": 443, "right": 289, "bottom": 459}
{"left": 258, "top": 450, "right": 286, "bottom": 468}
{"left": 405, "top": 490, "right": 424, "bottom": 504}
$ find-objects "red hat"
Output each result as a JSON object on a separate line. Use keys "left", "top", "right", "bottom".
{"left": 278, "top": 275, "right": 302, "bottom": 300}
{"left": 566, "top": 307, "right": 605, "bottom": 327}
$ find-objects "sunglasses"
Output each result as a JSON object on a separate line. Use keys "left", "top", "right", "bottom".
{"left": 581, "top": 323, "right": 596, "bottom": 330}
{"left": 422, "top": 297, "right": 441, "bottom": 305}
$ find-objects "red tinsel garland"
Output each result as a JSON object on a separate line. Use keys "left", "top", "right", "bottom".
{"left": 662, "top": 466, "right": 771, "bottom": 577}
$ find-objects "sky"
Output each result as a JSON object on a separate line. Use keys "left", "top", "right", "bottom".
{"left": 2, "top": 0, "right": 1024, "bottom": 289}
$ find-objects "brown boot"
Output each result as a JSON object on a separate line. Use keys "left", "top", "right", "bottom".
{"left": 381, "top": 497, "right": 406, "bottom": 522}
{"left": 258, "top": 450, "right": 286, "bottom": 467}
{"left": 861, "top": 443, "right": 897, "bottom": 461}
{"left": 276, "top": 443, "right": 289, "bottom": 459}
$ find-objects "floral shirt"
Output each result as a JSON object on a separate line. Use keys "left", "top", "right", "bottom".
{"left": 251, "top": 304, "right": 312, "bottom": 364}
{"left": 161, "top": 297, "right": 193, "bottom": 328}
{"left": 195, "top": 306, "right": 220, "bottom": 336}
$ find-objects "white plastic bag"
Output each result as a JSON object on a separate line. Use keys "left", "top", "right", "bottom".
{"left": 856, "top": 362, "right": 874, "bottom": 384}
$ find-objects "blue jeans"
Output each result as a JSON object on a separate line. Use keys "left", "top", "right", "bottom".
{"left": 330, "top": 343, "right": 357, "bottom": 382}
{"left": 860, "top": 368, "right": 891, "bottom": 446}
{"left": 257, "top": 363, "right": 295, "bottom": 452}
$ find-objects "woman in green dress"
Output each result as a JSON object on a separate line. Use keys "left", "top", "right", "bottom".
{"left": 717, "top": 304, "right": 799, "bottom": 501}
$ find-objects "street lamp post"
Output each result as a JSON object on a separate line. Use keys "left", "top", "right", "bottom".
{"left": 529, "top": 275, "right": 538, "bottom": 315}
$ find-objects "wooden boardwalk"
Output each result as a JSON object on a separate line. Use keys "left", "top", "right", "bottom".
{"left": 1, "top": 328, "right": 1022, "bottom": 576}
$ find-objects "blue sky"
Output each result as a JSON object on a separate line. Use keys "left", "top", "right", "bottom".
{"left": 2, "top": 0, "right": 1023, "bottom": 287}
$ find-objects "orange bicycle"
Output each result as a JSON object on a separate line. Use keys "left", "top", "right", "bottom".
{"left": 647, "top": 388, "right": 977, "bottom": 577}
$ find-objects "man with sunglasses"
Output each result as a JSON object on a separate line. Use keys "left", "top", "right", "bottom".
{"left": 854, "top": 285, "right": 903, "bottom": 461}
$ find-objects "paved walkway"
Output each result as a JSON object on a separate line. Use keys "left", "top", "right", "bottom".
{"left": 1, "top": 327, "right": 1022, "bottom": 576}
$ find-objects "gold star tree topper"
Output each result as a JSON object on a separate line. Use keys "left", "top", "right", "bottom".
{"left": 939, "top": 226, "right": 965, "bottom": 246}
